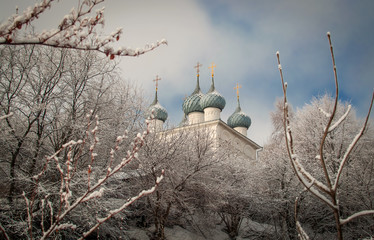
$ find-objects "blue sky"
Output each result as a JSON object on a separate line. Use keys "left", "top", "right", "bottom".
{"left": 1, "top": 0, "right": 374, "bottom": 145}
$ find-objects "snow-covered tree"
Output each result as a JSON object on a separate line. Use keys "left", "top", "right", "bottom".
{"left": 276, "top": 32, "right": 374, "bottom": 239}
{"left": 256, "top": 99, "right": 300, "bottom": 239}
{"left": 0, "top": 45, "right": 117, "bottom": 204}
{"left": 1, "top": 113, "right": 162, "bottom": 239}
{"left": 0, "top": 45, "right": 164, "bottom": 239}
{"left": 131, "top": 126, "right": 228, "bottom": 240}
{"left": 0, "top": 1, "right": 167, "bottom": 238}
{"left": 210, "top": 157, "right": 256, "bottom": 239}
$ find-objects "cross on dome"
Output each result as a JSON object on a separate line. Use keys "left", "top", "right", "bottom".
{"left": 209, "top": 62, "right": 216, "bottom": 77}
{"left": 194, "top": 62, "right": 202, "bottom": 77}
{"left": 153, "top": 75, "right": 161, "bottom": 92}
{"left": 234, "top": 83, "right": 242, "bottom": 100}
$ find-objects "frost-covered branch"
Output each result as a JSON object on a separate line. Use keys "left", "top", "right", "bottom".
{"left": 276, "top": 51, "right": 336, "bottom": 210}
{"left": 327, "top": 105, "right": 351, "bottom": 133}
{"left": 0, "top": 224, "right": 9, "bottom": 240}
{"left": 340, "top": 210, "right": 374, "bottom": 225}
{"left": 0, "top": 0, "right": 167, "bottom": 58}
{"left": 318, "top": 107, "right": 331, "bottom": 118}
{"left": 291, "top": 154, "right": 330, "bottom": 194}
{"left": 296, "top": 222, "right": 309, "bottom": 240}
{"left": 333, "top": 92, "right": 374, "bottom": 191}
{"left": 294, "top": 195, "right": 310, "bottom": 240}
{"left": 79, "top": 170, "right": 164, "bottom": 240}
{"left": 22, "top": 192, "right": 32, "bottom": 238}
{"left": 277, "top": 32, "right": 374, "bottom": 240}
{"left": 16, "top": 112, "right": 161, "bottom": 239}
{"left": 317, "top": 32, "right": 340, "bottom": 191}
{"left": 0, "top": 112, "right": 13, "bottom": 121}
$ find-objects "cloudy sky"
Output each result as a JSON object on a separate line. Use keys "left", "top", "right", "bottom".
{"left": 2, "top": 0, "right": 374, "bottom": 145}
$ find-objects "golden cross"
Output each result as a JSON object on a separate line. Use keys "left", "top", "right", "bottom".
{"left": 209, "top": 62, "right": 216, "bottom": 77}
{"left": 153, "top": 75, "right": 161, "bottom": 92}
{"left": 234, "top": 83, "right": 242, "bottom": 100}
{"left": 194, "top": 62, "right": 202, "bottom": 76}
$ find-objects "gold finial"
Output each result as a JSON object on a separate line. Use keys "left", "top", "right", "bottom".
{"left": 234, "top": 83, "right": 242, "bottom": 100}
{"left": 194, "top": 62, "right": 202, "bottom": 77}
{"left": 209, "top": 62, "right": 216, "bottom": 77}
{"left": 153, "top": 75, "right": 161, "bottom": 92}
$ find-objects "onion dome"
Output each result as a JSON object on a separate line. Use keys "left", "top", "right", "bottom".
{"left": 200, "top": 76, "right": 226, "bottom": 110}
{"left": 148, "top": 91, "right": 168, "bottom": 122}
{"left": 182, "top": 75, "right": 204, "bottom": 114}
{"left": 227, "top": 97, "right": 251, "bottom": 129}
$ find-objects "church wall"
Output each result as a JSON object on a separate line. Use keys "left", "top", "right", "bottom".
{"left": 216, "top": 124, "right": 257, "bottom": 161}
{"left": 159, "top": 120, "right": 260, "bottom": 162}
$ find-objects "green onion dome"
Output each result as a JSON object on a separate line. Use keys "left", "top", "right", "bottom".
{"left": 227, "top": 98, "right": 251, "bottom": 129}
{"left": 148, "top": 91, "right": 168, "bottom": 122}
{"left": 182, "top": 76, "right": 204, "bottom": 114}
{"left": 200, "top": 77, "right": 226, "bottom": 110}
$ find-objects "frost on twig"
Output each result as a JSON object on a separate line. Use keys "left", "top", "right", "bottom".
{"left": 326, "top": 105, "right": 351, "bottom": 133}
{"left": 20, "top": 111, "right": 161, "bottom": 239}
{"left": 0, "top": 0, "right": 167, "bottom": 59}
{"left": 0, "top": 112, "right": 13, "bottom": 121}
{"left": 276, "top": 51, "right": 335, "bottom": 209}
{"left": 296, "top": 221, "right": 310, "bottom": 240}
{"left": 333, "top": 92, "right": 373, "bottom": 191}
{"left": 277, "top": 33, "right": 374, "bottom": 239}
{"left": 294, "top": 196, "right": 310, "bottom": 240}
{"left": 0, "top": 223, "right": 9, "bottom": 240}
{"left": 318, "top": 107, "right": 331, "bottom": 118}
{"left": 79, "top": 170, "right": 164, "bottom": 240}
{"left": 340, "top": 210, "right": 374, "bottom": 225}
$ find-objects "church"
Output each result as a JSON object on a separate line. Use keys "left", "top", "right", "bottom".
{"left": 147, "top": 62, "right": 262, "bottom": 161}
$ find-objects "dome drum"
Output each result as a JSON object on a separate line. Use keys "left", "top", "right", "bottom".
{"left": 233, "top": 126, "right": 248, "bottom": 137}
{"left": 188, "top": 112, "right": 204, "bottom": 124}
{"left": 203, "top": 107, "right": 221, "bottom": 121}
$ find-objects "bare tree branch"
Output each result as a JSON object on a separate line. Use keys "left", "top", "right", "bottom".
{"left": 340, "top": 210, "right": 374, "bottom": 225}
{"left": 277, "top": 33, "right": 374, "bottom": 240}
{"left": 0, "top": 0, "right": 167, "bottom": 59}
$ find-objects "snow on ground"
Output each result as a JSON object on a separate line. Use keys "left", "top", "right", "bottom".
{"left": 124, "top": 218, "right": 275, "bottom": 240}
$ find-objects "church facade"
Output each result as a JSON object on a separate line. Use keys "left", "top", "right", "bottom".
{"left": 147, "top": 63, "right": 262, "bottom": 161}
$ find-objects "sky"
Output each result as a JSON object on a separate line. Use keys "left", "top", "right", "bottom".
{"left": 1, "top": 0, "right": 374, "bottom": 145}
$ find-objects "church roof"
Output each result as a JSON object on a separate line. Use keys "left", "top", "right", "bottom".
{"left": 148, "top": 91, "right": 168, "bottom": 122}
{"left": 200, "top": 76, "right": 226, "bottom": 110}
{"left": 182, "top": 75, "right": 204, "bottom": 114}
{"left": 227, "top": 98, "right": 251, "bottom": 129}
{"left": 163, "top": 118, "right": 262, "bottom": 152}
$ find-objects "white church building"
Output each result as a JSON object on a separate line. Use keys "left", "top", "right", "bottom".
{"left": 147, "top": 63, "right": 262, "bottom": 161}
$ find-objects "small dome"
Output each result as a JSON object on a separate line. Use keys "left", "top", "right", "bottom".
{"left": 227, "top": 99, "right": 251, "bottom": 129}
{"left": 148, "top": 92, "right": 168, "bottom": 122}
{"left": 200, "top": 77, "right": 226, "bottom": 110}
{"left": 182, "top": 76, "right": 204, "bottom": 114}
